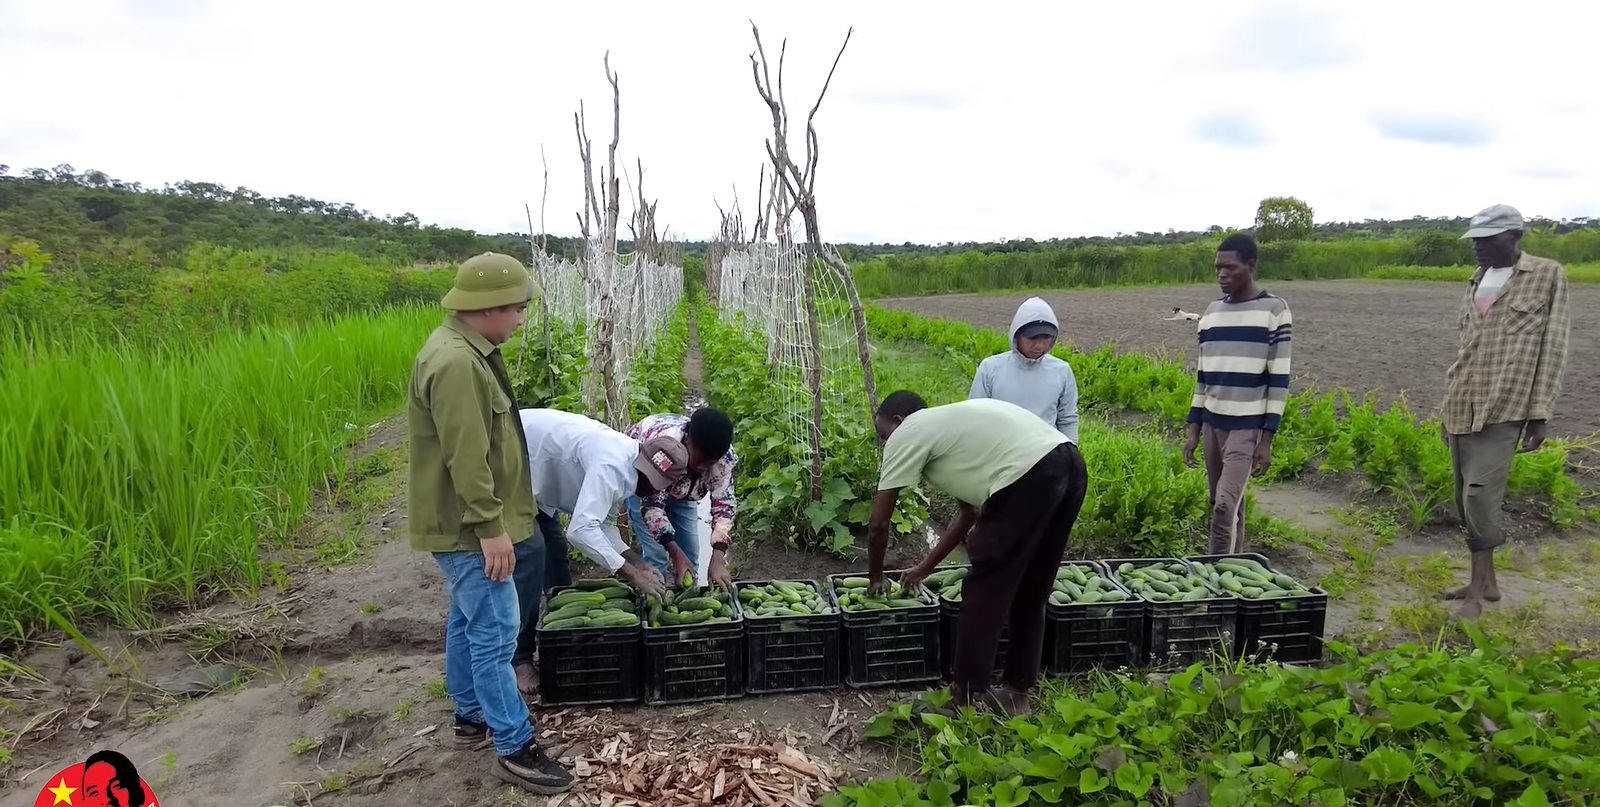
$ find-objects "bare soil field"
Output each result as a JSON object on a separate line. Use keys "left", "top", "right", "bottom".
{"left": 877, "top": 280, "right": 1600, "bottom": 440}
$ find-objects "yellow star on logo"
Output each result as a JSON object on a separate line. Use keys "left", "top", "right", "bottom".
{"left": 46, "top": 776, "right": 76, "bottom": 805}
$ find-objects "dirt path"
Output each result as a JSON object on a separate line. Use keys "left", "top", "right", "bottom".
{"left": 877, "top": 280, "right": 1600, "bottom": 440}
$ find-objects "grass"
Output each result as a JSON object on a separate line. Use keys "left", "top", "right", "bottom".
{"left": 0, "top": 304, "right": 441, "bottom": 648}
{"left": 289, "top": 736, "right": 320, "bottom": 756}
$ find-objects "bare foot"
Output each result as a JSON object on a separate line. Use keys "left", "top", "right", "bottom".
{"left": 1455, "top": 598, "right": 1484, "bottom": 621}
{"left": 1442, "top": 585, "right": 1501, "bottom": 602}
{"left": 513, "top": 662, "right": 538, "bottom": 698}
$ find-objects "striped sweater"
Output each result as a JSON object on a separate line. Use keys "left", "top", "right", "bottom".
{"left": 1186, "top": 291, "right": 1292, "bottom": 432}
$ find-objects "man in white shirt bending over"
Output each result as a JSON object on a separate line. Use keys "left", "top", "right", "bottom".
{"left": 508, "top": 408, "right": 688, "bottom": 694}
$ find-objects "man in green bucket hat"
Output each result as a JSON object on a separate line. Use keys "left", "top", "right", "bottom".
{"left": 407, "top": 252, "right": 572, "bottom": 795}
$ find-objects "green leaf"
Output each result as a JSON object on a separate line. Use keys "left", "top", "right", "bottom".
{"left": 1358, "top": 747, "right": 1413, "bottom": 786}
{"left": 1078, "top": 767, "right": 1108, "bottom": 793}
{"left": 863, "top": 713, "right": 898, "bottom": 738}
{"left": 1385, "top": 702, "right": 1441, "bottom": 731}
{"left": 1510, "top": 782, "right": 1552, "bottom": 807}
{"left": 1114, "top": 761, "right": 1154, "bottom": 797}
{"left": 805, "top": 500, "right": 838, "bottom": 532}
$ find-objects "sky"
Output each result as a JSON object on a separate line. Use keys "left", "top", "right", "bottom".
{"left": 3, "top": 0, "right": 1597, "bottom": 244}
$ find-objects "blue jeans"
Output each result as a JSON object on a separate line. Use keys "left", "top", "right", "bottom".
{"left": 512, "top": 511, "right": 572, "bottom": 666}
{"left": 433, "top": 549, "right": 535, "bottom": 757}
{"left": 626, "top": 497, "right": 701, "bottom": 582}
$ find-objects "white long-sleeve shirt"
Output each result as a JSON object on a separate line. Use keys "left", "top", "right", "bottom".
{"left": 520, "top": 408, "right": 639, "bottom": 572}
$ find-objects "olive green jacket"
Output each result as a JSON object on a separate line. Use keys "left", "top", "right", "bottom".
{"left": 406, "top": 316, "right": 535, "bottom": 553}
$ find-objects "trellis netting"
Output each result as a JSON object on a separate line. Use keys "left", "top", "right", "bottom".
{"left": 519, "top": 243, "right": 682, "bottom": 425}
{"left": 716, "top": 241, "right": 868, "bottom": 461}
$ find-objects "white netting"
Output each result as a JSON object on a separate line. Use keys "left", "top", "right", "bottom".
{"left": 528, "top": 242, "right": 682, "bottom": 427}
{"left": 716, "top": 240, "right": 863, "bottom": 455}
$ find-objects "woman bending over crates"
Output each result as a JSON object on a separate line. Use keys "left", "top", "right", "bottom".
{"left": 865, "top": 392, "right": 1088, "bottom": 716}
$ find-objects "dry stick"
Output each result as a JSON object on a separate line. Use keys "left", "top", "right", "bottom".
{"left": 540, "top": 144, "right": 556, "bottom": 392}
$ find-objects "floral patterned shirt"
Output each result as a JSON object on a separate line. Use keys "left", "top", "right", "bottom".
{"left": 625, "top": 413, "right": 738, "bottom": 547}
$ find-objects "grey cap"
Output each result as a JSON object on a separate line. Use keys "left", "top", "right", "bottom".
{"left": 1460, "top": 204, "right": 1525, "bottom": 240}
{"left": 1017, "top": 320, "right": 1058, "bottom": 339}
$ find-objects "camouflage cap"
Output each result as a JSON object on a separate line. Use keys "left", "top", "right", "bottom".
{"left": 441, "top": 252, "right": 538, "bottom": 311}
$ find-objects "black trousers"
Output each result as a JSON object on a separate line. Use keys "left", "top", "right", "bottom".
{"left": 954, "top": 442, "right": 1089, "bottom": 693}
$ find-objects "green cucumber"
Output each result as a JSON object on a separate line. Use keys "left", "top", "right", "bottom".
{"left": 548, "top": 590, "right": 606, "bottom": 609}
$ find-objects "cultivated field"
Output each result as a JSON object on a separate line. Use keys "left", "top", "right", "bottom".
{"left": 879, "top": 279, "right": 1600, "bottom": 440}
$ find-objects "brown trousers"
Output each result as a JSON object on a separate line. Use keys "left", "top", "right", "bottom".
{"left": 1202, "top": 424, "right": 1261, "bottom": 555}
{"left": 956, "top": 442, "right": 1088, "bottom": 694}
{"left": 1448, "top": 421, "right": 1522, "bottom": 552}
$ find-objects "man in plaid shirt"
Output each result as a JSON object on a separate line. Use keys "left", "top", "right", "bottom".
{"left": 1440, "top": 204, "right": 1571, "bottom": 620}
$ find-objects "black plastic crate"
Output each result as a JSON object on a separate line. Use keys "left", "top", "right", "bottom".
{"left": 1045, "top": 561, "right": 1146, "bottom": 674}
{"left": 536, "top": 584, "right": 643, "bottom": 706}
{"left": 919, "top": 564, "right": 1007, "bottom": 680}
{"left": 1106, "top": 558, "right": 1239, "bottom": 667}
{"left": 828, "top": 573, "right": 941, "bottom": 688}
{"left": 1186, "top": 552, "right": 1328, "bottom": 664}
{"left": 737, "top": 579, "right": 841, "bottom": 694}
{"left": 643, "top": 590, "right": 745, "bottom": 705}
{"left": 935, "top": 577, "right": 1010, "bottom": 682}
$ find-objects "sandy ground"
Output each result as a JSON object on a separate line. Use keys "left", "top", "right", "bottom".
{"left": 877, "top": 279, "right": 1600, "bottom": 440}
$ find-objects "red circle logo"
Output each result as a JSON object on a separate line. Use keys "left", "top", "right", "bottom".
{"left": 32, "top": 754, "right": 160, "bottom": 807}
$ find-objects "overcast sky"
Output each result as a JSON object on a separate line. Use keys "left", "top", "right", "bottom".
{"left": 3, "top": 0, "right": 1596, "bottom": 244}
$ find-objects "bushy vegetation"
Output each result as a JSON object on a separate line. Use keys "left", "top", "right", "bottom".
{"left": 829, "top": 630, "right": 1600, "bottom": 807}
{"left": 0, "top": 166, "right": 528, "bottom": 263}
{"left": 2, "top": 238, "right": 455, "bottom": 344}
{"left": 851, "top": 229, "right": 1600, "bottom": 298}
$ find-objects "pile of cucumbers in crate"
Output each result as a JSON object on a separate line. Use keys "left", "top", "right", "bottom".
{"left": 739, "top": 580, "right": 835, "bottom": 617}
{"left": 1190, "top": 556, "right": 1316, "bottom": 599}
{"left": 1051, "top": 563, "right": 1130, "bottom": 604}
{"left": 538, "top": 581, "right": 642, "bottom": 629}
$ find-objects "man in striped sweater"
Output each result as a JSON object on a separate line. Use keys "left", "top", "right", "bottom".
{"left": 1180, "top": 234, "right": 1292, "bottom": 554}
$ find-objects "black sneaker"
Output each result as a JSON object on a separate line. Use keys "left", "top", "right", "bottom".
{"left": 452, "top": 716, "right": 492, "bottom": 750}
{"left": 493, "top": 740, "right": 575, "bottom": 795}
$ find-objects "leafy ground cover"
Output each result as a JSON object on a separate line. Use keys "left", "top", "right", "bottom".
{"left": 829, "top": 629, "right": 1600, "bottom": 807}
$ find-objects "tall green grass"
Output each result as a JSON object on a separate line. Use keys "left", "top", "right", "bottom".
{"left": 0, "top": 305, "right": 443, "bottom": 647}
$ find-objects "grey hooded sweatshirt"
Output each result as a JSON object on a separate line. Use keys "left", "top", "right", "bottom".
{"left": 969, "top": 297, "right": 1080, "bottom": 442}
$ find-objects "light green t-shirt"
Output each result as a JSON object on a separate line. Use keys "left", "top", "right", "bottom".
{"left": 877, "top": 398, "right": 1069, "bottom": 506}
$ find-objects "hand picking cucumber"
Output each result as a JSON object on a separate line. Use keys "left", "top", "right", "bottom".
{"left": 1113, "top": 561, "right": 1218, "bottom": 603}
{"left": 830, "top": 576, "right": 929, "bottom": 612}
{"left": 1189, "top": 558, "right": 1313, "bottom": 600}
{"left": 738, "top": 580, "right": 836, "bottom": 618}
{"left": 1050, "top": 563, "right": 1132, "bottom": 605}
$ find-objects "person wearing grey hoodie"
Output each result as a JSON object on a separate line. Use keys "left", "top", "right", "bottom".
{"left": 970, "top": 297, "right": 1080, "bottom": 442}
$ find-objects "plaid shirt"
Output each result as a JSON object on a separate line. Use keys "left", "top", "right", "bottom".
{"left": 625, "top": 413, "right": 737, "bottom": 547}
{"left": 1441, "top": 252, "right": 1571, "bottom": 435}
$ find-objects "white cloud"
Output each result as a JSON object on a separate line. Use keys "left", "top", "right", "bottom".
{"left": 2, "top": 0, "right": 1596, "bottom": 244}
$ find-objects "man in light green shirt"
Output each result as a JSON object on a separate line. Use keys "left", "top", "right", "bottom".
{"left": 866, "top": 392, "right": 1088, "bottom": 716}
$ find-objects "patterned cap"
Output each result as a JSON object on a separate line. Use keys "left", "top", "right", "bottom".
{"left": 634, "top": 435, "right": 690, "bottom": 491}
